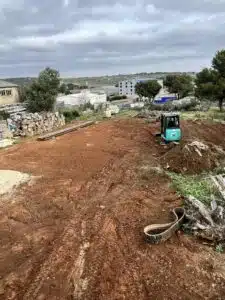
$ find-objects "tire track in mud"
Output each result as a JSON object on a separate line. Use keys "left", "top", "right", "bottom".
{"left": 22, "top": 156, "right": 125, "bottom": 299}
{"left": 83, "top": 212, "right": 147, "bottom": 300}
{"left": 68, "top": 220, "right": 90, "bottom": 300}
{"left": 23, "top": 219, "right": 81, "bottom": 300}
{"left": 79, "top": 153, "right": 147, "bottom": 299}
{"left": 23, "top": 146, "right": 141, "bottom": 299}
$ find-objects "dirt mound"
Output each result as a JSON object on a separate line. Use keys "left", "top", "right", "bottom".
{"left": 162, "top": 140, "right": 225, "bottom": 174}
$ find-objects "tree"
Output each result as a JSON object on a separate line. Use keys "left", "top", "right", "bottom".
{"left": 59, "top": 83, "right": 67, "bottom": 94}
{"left": 164, "top": 74, "right": 193, "bottom": 99}
{"left": 65, "top": 89, "right": 72, "bottom": 95}
{"left": 195, "top": 68, "right": 217, "bottom": 100}
{"left": 195, "top": 50, "right": 225, "bottom": 111}
{"left": 18, "top": 85, "right": 27, "bottom": 102}
{"left": 135, "top": 80, "right": 161, "bottom": 101}
{"left": 67, "top": 83, "right": 75, "bottom": 91}
{"left": 26, "top": 67, "right": 60, "bottom": 112}
{"left": 146, "top": 80, "right": 162, "bottom": 100}
{"left": 163, "top": 75, "right": 175, "bottom": 92}
{"left": 135, "top": 81, "right": 147, "bottom": 98}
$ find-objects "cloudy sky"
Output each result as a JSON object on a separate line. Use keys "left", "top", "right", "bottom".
{"left": 0, "top": 0, "right": 225, "bottom": 77}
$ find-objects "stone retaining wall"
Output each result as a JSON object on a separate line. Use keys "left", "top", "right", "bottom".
{"left": 7, "top": 112, "right": 65, "bottom": 137}
{"left": 0, "top": 120, "right": 13, "bottom": 139}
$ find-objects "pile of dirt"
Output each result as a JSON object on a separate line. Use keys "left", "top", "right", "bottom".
{"left": 161, "top": 140, "right": 225, "bottom": 174}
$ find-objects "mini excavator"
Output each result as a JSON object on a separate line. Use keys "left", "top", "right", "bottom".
{"left": 155, "top": 113, "right": 181, "bottom": 143}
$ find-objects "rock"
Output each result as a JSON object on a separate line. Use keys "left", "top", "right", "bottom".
{"left": 0, "top": 139, "right": 14, "bottom": 148}
{"left": 8, "top": 112, "right": 65, "bottom": 137}
{"left": 0, "top": 170, "right": 31, "bottom": 195}
{"left": 108, "top": 104, "right": 120, "bottom": 115}
{"left": 105, "top": 110, "right": 112, "bottom": 118}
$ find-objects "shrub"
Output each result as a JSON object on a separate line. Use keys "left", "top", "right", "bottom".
{"left": 148, "top": 97, "right": 198, "bottom": 112}
{"left": 80, "top": 102, "right": 95, "bottom": 111}
{"left": 109, "top": 95, "right": 127, "bottom": 101}
{"left": 0, "top": 110, "right": 10, "bottom": 120}
{"left": 62, "top": 109, "right": 80, "bottom": 122}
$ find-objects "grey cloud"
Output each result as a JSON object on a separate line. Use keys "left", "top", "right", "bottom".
{"left": 0, "top": 0, "right": 225, "bottom": 77}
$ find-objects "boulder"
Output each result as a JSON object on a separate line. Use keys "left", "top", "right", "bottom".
{"left": 107, "top": 104, "right": 120, "bottom": 115}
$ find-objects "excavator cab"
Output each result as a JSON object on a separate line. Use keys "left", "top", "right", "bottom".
{"left": 160, "top": 113, "right": 181, "bottom": 142}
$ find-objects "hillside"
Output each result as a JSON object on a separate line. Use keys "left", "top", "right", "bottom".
{"left": 3, "top": 72, "right": 196, "bottom": 87}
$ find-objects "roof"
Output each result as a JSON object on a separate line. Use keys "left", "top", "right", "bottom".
{"left": 161, "top": 112, "right": 180, "bottom": 117}
{"left": 0, "top": 80, "right": 18, "bottom": 88}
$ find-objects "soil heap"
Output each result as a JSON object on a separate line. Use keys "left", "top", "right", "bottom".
{"left": 162, "top": 140, "right": 225, "bottom": 174}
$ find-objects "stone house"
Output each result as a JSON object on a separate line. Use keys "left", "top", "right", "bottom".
{"left": 0, "top": 80, "right": 20, "bottom": 106}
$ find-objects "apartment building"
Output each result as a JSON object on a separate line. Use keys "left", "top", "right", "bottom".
{"left": 118, "top": 78, "right": 163, "bottom": 97}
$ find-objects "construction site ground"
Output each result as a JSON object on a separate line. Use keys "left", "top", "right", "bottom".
{"left": 1, "top": 118, "right": 225, "bottom": 299}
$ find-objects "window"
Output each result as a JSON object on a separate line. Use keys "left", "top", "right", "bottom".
{"left": 0, "top": 89, "right": 12, "bottom": 96}
{"left": 167, "top": 116, "right": 179, "bottom": 128}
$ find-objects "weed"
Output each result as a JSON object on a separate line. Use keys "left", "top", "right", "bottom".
{"left": 181, "top": 223, "right": 193, "bottom": 235}
{"left": 168, "top": 172, "right": 217, "bottom": 205}
{"left": 59, "top": 108, "right": 80, "bottom": 123}
{"left": 215, "top": 243, "right": 224, "bottom": 253}
{"left": 213, "top": 166, "right": 225, "bottom": 175}
{"left": 116, "top": 109, "right": 139, "bottom": 118}
{"left": 181, "top": 107, "right": 225, "bottom": 122}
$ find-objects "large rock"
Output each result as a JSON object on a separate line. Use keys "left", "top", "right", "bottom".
{"left": 107, "top": 104, "right": 120, "bottom": 115}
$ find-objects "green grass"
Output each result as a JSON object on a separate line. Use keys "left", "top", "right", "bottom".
{"left": 116, "top": 109, "right": 139, "bottom": 118}
{"left": 77, "top": 109, "right": 138, "bottom": 121}
{"left": 77, "top": 112, "right": 105, "bottom": 122}
{"left": 168, "top": 172, "right": 218, "bottom": 205}
{"left": 181, "top": 107, "right": 225, "bottom": 122}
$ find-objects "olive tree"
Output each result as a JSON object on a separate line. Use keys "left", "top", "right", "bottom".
{"left": 195, "top": 49, "right": 225, "bottom": 111}
{"left": 26, "top": 67, "right": 60, "bottom": 112}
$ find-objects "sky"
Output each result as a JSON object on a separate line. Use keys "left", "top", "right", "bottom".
{"left": 0, "top": 0, "right": 225, "bottom": 77}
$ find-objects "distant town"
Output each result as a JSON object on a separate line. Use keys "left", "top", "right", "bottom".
{"left": 3, "top": 71, "right": 196, "bottom": 87}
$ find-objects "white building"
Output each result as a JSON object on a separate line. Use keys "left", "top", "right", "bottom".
{"left": 56, "top": 90, "right": 107, "bottom": 108}
{"left": 118, "top": 78, "right": 164, "bottom": 98}
{"left": 91, "top": 85, "right": 118, "bottom": 96}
